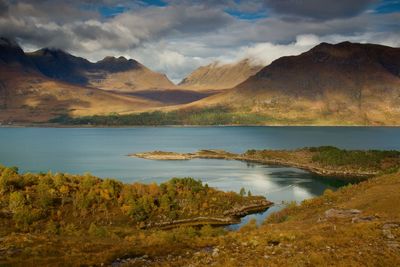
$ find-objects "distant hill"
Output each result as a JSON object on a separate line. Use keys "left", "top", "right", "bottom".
{"left": 192, "top": 42, "right": 400, "bottom": 125}
{"left": 179, "top": 59, "right": 263, "bottom": 91}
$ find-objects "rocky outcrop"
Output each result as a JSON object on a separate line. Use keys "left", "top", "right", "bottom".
{"left": 141, "top": 200, "right": 272, "bottom": 230}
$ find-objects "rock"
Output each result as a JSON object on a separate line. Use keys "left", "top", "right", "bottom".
{"left": 212, "top": 247, "right": 220, "bottom": 257}
{"left": 387, "top": 241, "right": 400, "bottom": 249}
{"left": 382, "top": 223, "right": 398, "bottom": 240}
{"left": 383, "top": 229, "right": 395, "bottom": 239}
{"left": 382, "top": 223, "right": 399, "bottom": 229}
{"left": 325, "top": 209, "right": 361, "bottom": 219}
{"left": 267, "top": 240, "right": 280, "bottom": 246}
{"left": 352, "top": 216, "right": 376, "bottom": 223}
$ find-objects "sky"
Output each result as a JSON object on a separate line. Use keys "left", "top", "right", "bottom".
{"left": 0, "top": 0, "right": 399, "bottom": 83}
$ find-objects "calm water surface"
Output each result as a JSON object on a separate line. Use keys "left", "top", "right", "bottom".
{"left": 1, "top": 126, "right": 399, "bottom": 227}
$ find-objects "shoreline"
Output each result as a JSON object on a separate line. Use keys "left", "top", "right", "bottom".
{"left": 142, "top": 201, "right": 272, "bottom": 230}
{"left": 1, "top": 123, "right": 400, "bottom": 128}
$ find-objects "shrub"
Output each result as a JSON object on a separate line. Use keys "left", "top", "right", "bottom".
{"left": 88, "top": 223, "right": 107, "bottom": 237}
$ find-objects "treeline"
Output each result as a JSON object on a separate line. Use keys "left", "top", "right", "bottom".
{"left": 50, "top": 106, "right": 268, "bottom": 126}
{"left": 0, "top": 165, "right": 263, "bottom": 232}
{"left": 244, "top": 146, "right": 400, "bottom": 173}
{"left": 309, "top": 146, "right": 400, "bottom": 171}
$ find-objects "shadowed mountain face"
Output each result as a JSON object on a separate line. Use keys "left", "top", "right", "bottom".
{"left": 179, "top": 59, "right": 263, "bottom": 91}
{"left": 26, "top": 48, "right": 175, "bottom": 91}
{"left": 0, "top": 37, "right": 38, "bottom": 71}
{"left": 28, "top": 48, "right": 92, "bottom": 85}
{"left": 192, "top": 42, "right": 400, "bottom": 125}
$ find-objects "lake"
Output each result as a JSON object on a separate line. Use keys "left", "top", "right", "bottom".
{"left": 1, "top": 126, "right": 399, "bottom": 227}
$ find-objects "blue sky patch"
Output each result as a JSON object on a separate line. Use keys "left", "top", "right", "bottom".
{"left": 373, "top": 0, "right": 400, "bottom": 14}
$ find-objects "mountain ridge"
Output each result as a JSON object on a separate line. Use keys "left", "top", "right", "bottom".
{"left": 178, "top": 58, "right": 263, "bottom": 91}
{"left": 25, "top": 46, "right": 175, "bottom": 91}
{"left": 0, "top": 37, "right": 164, "bottom": 123}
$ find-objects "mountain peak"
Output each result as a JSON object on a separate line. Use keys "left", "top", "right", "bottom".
{"left": 95, "top": 56, "right": 140, "bottom": 72}
{"left": 32, "top": 47, "right": 75, "bottom": 58}
{"left": 0, "top": 37, "right": 37, "bottom": 69}
{"left": 179, "top": 58, "right": 263, "bottom": 90}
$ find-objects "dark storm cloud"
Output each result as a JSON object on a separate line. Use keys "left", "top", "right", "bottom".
{"left": 0, "top": 0, "right": 9, "bottom": 16}
{"left": 265, "top": 0, "right": 377, "bottom": 20}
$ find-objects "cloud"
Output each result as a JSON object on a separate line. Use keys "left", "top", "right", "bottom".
{"left": 236, "top": 34, "right": 320, "bottom": 66}
{"left": 0, "top": 0, "right": 9, "bottom": 16}
{"left": 265, "top": 0, "right": 377, "bottom": 20}
{"left": 0, "top": 0, "right": 399, "bottom": 82}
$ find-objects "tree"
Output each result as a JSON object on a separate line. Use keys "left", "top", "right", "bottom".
{"left": 8, "top": 191, "right": 25, "bottom": 212}
{"left": 239, "top": 187, "right": 246, "bottom": 197}
{"left": 160, "top": 194, "right": 171, "bottom": 212}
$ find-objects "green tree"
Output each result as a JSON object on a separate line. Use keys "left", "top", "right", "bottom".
{"left": 239, "top": 187, "right": 246, "bottom": 197}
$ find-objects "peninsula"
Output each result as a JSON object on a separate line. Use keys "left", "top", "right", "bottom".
{"left": 130, "top": 146, "right": 400, "bottom": 179}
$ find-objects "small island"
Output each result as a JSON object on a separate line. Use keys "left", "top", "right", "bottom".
{"left": 130, "top": 146, "right": 400, "bottom": 179}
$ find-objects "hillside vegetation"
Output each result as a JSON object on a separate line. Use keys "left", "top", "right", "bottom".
{"left": 244, "top": 146, "right": 400, "bottom": 176}
{"left": 0, "top": 165, "right": 268, "bottom": 265}
{"left": 50, "top": 107, "right": 270, "bottom": 126}
{"left": 1, "top": 146, "right": 400, "bottom": 265}
{"left": 152, "top": 170, "right": 400, "bottom": 266}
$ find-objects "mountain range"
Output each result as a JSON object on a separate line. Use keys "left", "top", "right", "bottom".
{"left": 1, "top": 37, "right": 399, "bottom": 125}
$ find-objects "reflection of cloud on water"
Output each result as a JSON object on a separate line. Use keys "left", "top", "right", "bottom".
{"left": 266, "top": 184, "right": 295, "bottom": 193}
{"left": 206, "top": 171, "right": 279, "bottom": 196}
{"left": 292, "top": 185, "right": 314, "bottom": 200}
{"left": 243, "top": 172, "right": 277, "bottom": 192}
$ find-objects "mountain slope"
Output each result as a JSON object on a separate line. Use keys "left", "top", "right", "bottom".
{"left": 179, "top": 59, "right": 263, "bottom": 91}
{"left": 87, "top": 57, "right": 176, "bottom": 92}
{"left": 0, "top": 39, "right": 162, "bottom": 123}
{"left": 191, "top": 42, "right": 400, "bottom": 125}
